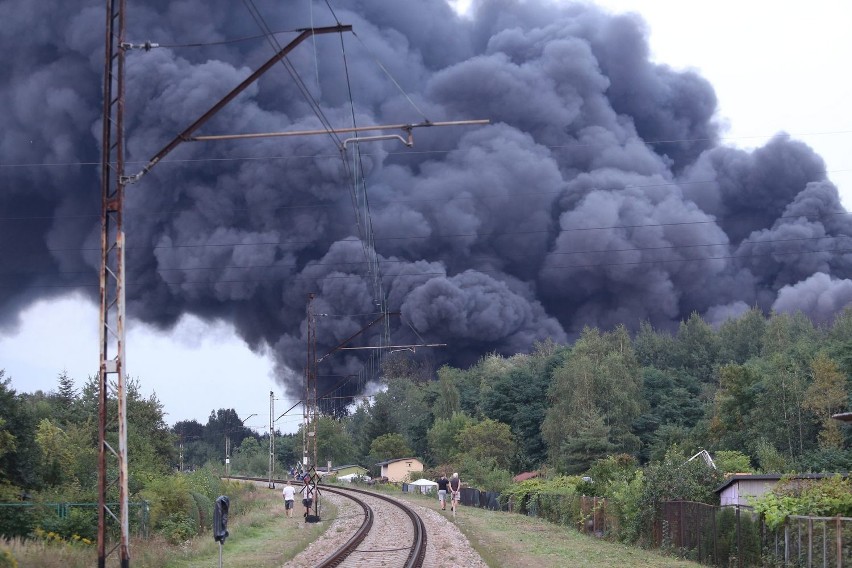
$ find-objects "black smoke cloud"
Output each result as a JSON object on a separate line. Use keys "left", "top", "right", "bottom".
{"left": 2, "top": 0, "right": 850, "bottom": 403}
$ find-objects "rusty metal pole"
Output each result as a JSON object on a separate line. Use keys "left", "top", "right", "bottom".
{"left": 98, "top": 0, "right": 129, "bottom": 565}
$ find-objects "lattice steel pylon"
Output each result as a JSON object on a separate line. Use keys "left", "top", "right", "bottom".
{"left": 304, "top": 293, "right": 319, "bottom": 472}
{"left": 98, "top": 0, "right": 129, "bottom": 565}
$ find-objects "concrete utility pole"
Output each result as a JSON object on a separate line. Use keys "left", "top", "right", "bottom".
{"left": 97, "top": 19, "right": 350, "bottom": 566}
{"left": 226, "top": 412, "right": 256, "bottom": 478}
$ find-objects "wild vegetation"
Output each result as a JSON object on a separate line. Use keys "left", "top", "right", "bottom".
{"left": 1, "top": 307, "right": 851, "bottom": 559}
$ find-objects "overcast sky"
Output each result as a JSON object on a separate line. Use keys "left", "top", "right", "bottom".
{"left": 2, "top": 0, "right": 850, "bottom": 433}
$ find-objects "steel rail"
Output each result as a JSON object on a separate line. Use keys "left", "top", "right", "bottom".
{"left": 323, "top": 485, "right": 427, "bottom": 568}
{"left": 229, "top": 476, "right": 426, "bottom": 567}
{"left": 314, "top": 486, "right": 373, "bottom": 568}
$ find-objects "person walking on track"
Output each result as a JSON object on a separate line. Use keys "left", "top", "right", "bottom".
{"left": 282, "top": 479, "right": 296, "bottom": 518}
{"left": 449, "top": 472, "right": 461, "bottom": 515}
{"left": 437, "top": 474, "right": 449, "bottom": 510}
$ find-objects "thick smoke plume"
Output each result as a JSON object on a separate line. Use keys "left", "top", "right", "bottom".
{"left": 1, "top": 0, "right": 849, "bottom": 402}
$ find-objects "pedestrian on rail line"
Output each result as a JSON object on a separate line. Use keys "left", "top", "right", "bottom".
{"left": 301, "top": 478, "right": 314, "bottom": 519}
{"left": 282, "top": 479, "right": 296, "bottom": 518}
{"left": 449, "top": 472, "right": 461, "bottom": 514}
{"left": 436, "top": 474, "right": 449, "bottom": 510}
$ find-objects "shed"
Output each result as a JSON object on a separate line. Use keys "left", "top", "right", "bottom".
{"left": 376, "top": 457, "right": 424, "bottom": 482}
{"left": 715, "top": 474, "right": 844, "bottom": 506}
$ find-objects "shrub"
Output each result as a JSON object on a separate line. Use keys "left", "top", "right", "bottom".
{"left": 189, "top": 491, "right": 213, "bottom": 530}
{"left": 184, "top": 467, "right": 226, "bottom": 501}
{"left": 143, "top": 475, "right": 191, "bottom": 529}
{"left": 0, "top": 484, "right": 33, "bottom": 540}
{"left": 632, "top": 447, "right": 723, "bottom": 546}
{"left": 456, "top": 456, "right": 513, "bottom": 493}
{"left": 500, "top": 475, "right": 584, "bottom": 513}
{"left": 158, "top": 514, "right": 197, "bottom": 544}
{"left": 753, "top": 475, "right": 852, "bottom": 529}
{"left": 35, "top": 507, "right": 97, "bottom": 543}
{"left": 0, "top": 547, "right": 17, "bottom": 568}
{"left": 606, "top": 470, "right": 645, "bottom": 543}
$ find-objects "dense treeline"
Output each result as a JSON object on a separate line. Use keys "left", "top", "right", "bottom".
{"left": 317, "top": 308, "right": 852, "bottom": 485}
{"left": 2, "top": 307, "right": 851, "bottom": 545}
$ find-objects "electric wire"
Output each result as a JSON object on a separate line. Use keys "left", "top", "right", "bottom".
{"left": 5, "top": 173, "right": 852, "bottom": 222}
{"left": 9, "top": 243, "right": 852, "bottom": 290}
{"left": 2, "top": 233, "right": 845, "bottom": 278}
{"left": 4, "top": 139, "right": 852, "bottom": 169}
{"left": 241, "top": 0, "right": 344, "bottom": 151}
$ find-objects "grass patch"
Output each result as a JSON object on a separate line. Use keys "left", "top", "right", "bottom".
{"left": 6, "top": 484, "right": 701, "bottom": 568}
{"left": 164, "top": 487, "right": 335, "bottom": 568}
{"left": 394, "top": 490, "right": 701, "bottom": 568}
{"left": 5, "top": 484, "right": 335, "bottom": 568}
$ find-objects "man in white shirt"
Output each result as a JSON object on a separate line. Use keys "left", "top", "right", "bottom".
{"left": 282, "top": 480, "right": 296, "bottom": 518}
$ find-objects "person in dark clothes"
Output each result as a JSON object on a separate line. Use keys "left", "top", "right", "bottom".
{"left": 437, "top": 474, "right": 450, "bottom": 510}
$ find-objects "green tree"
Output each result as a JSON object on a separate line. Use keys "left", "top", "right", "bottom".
{"left": 754, "top": 438, "right": 790, "bottom": 473}
{"left": 433, "top": 367, "right": 461, "bottom": 420}
{"left": 542, "top": 326, "right": 642, "bottom": 473}
{"left": 803, "top": 352, "right": 848, "bottom": 449}
{"left": 426, "top": 412, "right": 473, "bottom": 465}
{"left": 230, "top": 435, "right": 264, "bottom": 475}
{"left": 634, "top": 321, "right": 677, "bottom": 369}
{"left": 34, "top": 419, "right": 75, "bottom": 487}
{"left": 480, "top": 363, "right": 551, "bottom": 469}
{"left": 382, "top": 377, "right": 433, "bottom": 459}
{"left": 370, "top": 433, "right": 412, "bottom": 461}
{"left": 457, "top": 418, "right": 517, "bottom": 470}
{"left": 0, "top": 374, "right": 39, "bottom": 487}
{"left": 0, "top": 417, "right": 15, "bottom": 463}
{"left": 314, "top": 416, "right": 355, "bottom": 468}
{"left": 55, "top": 369, "right": 78, "bottom": 425}
{"left": 717, "top": 307, "right": 766, "bottom": 364}
{"left": 633, "top": 367, "right": 703, "bottom": 462}
{"left": 713, "top": 450, "right": 754, "bottom": 474}
{"left": 672, "top": 312, "right": 720, "bottom": 383}
{"left": 710, "top": 363, "right": 761, "bottom": 451}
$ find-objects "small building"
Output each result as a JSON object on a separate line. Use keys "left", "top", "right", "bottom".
{"left": 376, "top": 457, "right": 424, "bottom": 482}
{"left": 330, "top": 464, "right": 368, "bottom": 477}
{"left": 715, "top": 474, "right": 843, "bottom": 506}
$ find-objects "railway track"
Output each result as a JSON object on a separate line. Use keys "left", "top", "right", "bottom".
{"left": 231, "top": 476, "right": 427, "bottom": 567}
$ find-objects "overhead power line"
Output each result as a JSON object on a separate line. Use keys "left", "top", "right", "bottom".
{"left": 7, "top": 243, "right": 852, "bottom": 290}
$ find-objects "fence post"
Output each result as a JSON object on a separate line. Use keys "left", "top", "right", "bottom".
{"left": 593, "top": 496, "right": 597, "bottom": 535}
{"left": 697, "top": 504, "right": 703, "bottom": 563}
{"left": 713, "top": 507, "right": 721, "bottom": 565}
{"left": 836, "top": 516, "right": 842, "bottom": 568}
{"left": 807, "top": 517, "right": 812, "bottom": 568}
{"left": 736, "top": 506, "right": 742, "bottom": 568}
{"left": 785, "top": 522, "right": 790, "bottom": 566}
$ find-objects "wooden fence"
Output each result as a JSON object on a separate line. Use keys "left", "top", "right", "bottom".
{"left": 657, "top": 501, "right": 852, "bottom": 567}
